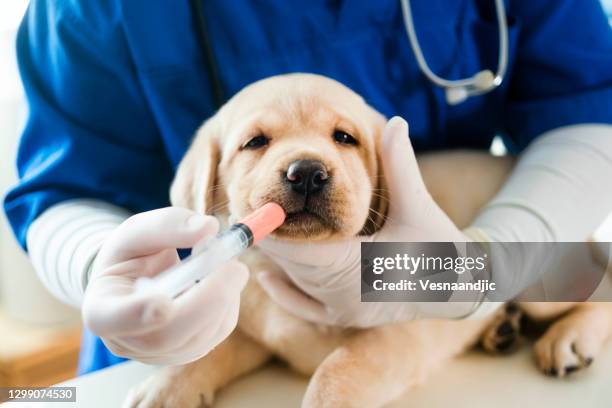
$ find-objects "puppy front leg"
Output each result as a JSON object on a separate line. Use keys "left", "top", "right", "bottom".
{"left": 124, "top": 330, "right": 271, "bottom": 408}
{"left": 534, "top": 303, "right": 612, "bottom": 377}
{"left": 302, "top": 319, "right": 487, "bottom": 408}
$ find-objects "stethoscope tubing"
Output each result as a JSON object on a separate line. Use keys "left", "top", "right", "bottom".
{"left": 400, "top": 0, "right": 508, "bottom": 94}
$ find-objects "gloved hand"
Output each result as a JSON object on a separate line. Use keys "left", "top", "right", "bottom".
{"left": 257, "top": 117, "right": 476, "bottom": 327}
{"left": 82, "top": 207, "right": 249, "bottom": 365}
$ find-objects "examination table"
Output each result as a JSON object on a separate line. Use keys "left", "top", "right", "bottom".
{"left": 6, "top": 342, "right": 611, "bottom": 407}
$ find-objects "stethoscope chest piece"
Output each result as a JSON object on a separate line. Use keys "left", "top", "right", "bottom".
{"left": 445, "top": 69, "right": 497, "bottom": 105}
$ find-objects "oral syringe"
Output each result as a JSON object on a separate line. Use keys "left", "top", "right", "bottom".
{"left": 136, "top": 202, "right": 286, "bottom": 298}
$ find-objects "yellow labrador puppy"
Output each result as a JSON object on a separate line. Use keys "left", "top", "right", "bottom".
{"left": 125, "top": 74, "right": 612, "bottom": 408}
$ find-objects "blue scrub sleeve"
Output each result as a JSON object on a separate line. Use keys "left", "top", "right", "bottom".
{"left": 3, "top": 1, "right": 174, "bottom": 249}
{"left": 503, "top": 0, "right": 612, "bottom": 150}
{"left": 77, "top": 328, "right": 127, "bottom": 375}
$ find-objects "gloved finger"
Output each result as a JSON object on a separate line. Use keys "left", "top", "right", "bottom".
{"left": 105, "top": 207, "right": 219, "bottom": 262}
{"left": 121, "top": 260, "right": 248, "bottom": 353}
{"left": 202, "top": 289, "right": 242, "bottom": 351}
{"left": 82, "top": 277, "right": 174, "bottom": 337}
{"left": 381, "top": 116, "right": 428, "bottom": 222}
{"left": 257, "top": 271, "right": 333, "bottom": 325}
{"left": 148, "top": 287, "right": 243, "bottom": 366}
{"left": 257, "top": 237, "right": 360, "bottom": 268}
{"left": 112, "top": 294, "right": 234, "bottom": 365}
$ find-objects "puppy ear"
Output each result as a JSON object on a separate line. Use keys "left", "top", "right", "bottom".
{"left": 360, "top": 111, "right": 389, "bottom": 235}
{"left": 170, "top": 118, "right": 221, "bottom": 215}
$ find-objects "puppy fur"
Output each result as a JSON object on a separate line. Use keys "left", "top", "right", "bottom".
{"left": 125, "top": 74, "right": 612, "bottom": 408}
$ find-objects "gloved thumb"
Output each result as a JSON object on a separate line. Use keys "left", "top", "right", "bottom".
{"left": 380, "top": 116, "right": 429, "bottom": 223}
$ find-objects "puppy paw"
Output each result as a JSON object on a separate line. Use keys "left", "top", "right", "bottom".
{"left": 481, "top": 303, "right": 523, "bottom": 354}
{"left": 534, "top": 306, "right": 607, "bottom": 378}
{"left": 123, "top": 369, "right": 214, "bottom": 408}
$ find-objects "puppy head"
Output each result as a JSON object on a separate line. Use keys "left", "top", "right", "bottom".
{"left": 171, "top": 74, "right": 388, "bottom": 241}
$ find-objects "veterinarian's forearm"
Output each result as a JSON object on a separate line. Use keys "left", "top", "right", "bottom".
{"left": 26, "top": 199, "right": 131, "bottom": 307}
{"left": 468, "top": 124, "right": 612, "bottom": 294}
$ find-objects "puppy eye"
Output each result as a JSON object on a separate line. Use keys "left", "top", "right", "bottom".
{"left": 243, "top": 135, "right": 270, "bottom": 149}
{"left": 333, "top": 130, "right": 358, "bottom": 146}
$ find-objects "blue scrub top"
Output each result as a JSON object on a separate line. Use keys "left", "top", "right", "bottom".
{"left": 5, "top": 0, "right": 612, "bottom": 374}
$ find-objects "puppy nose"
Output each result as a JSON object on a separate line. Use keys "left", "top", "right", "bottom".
{"left": 286, "top": 160, "right": 329, "bottom": 195}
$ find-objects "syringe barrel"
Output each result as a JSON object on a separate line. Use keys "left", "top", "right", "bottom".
{"left": 141, "top": 225, "right": 251, "bottom": 297}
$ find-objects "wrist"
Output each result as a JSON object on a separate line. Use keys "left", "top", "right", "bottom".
{"left": 27, "top": 199, "right": 131, "bottom": 307}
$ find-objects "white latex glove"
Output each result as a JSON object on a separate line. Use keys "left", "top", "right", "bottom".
{"left": 82, "top": 207, "right": 249, "bottom": 365}
{"left": 257, "top": 117, "right": 477, "bottom": 327}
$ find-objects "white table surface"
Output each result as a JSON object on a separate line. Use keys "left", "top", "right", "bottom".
{"left": 5, "top": 343, "right": 612, "bottom": 407}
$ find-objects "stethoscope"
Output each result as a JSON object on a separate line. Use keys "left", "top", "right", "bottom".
{"left": 190, "top": 0, "right": 509, "bottom": 108}
{"left": 400, "top": 0, "right": 509, "bottom": 105}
